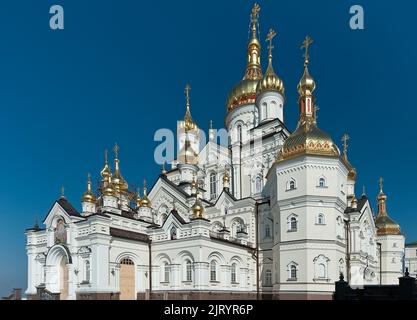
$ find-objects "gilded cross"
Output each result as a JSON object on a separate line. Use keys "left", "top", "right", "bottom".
{"left": 379, "top": 177, "right": 384, "bottom": 192}
{"left": 341, "top": 134, "right": 350, "bottom": 156}
{"left": 301, "top": 36, "right": 313, "bottom": 64}
{"left": 266, "top": 28, "right": 277, "bottom": 57}
{"left": 61, "top": 185, "right": 65, "bottom": 198}
{"left": 104, "top": 149, "right": 108, "bottom": 164}
{"left": 314, "top": 105, "right": 320, "bottom": 120}
{"left": 185, "top": 84, "right": 191, "bottom": 107}
{"left": 251, "top": 3, "right": 260, "bottom": 23}
{"left": 113, "top": 143, "right": 119, "bottom": 158}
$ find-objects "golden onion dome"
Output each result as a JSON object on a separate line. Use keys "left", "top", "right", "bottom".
{"left": 297, "top": 64, "right": 316, "bottom": 97}
{"left": 256, "top": 64, "right": 284, "bottom": 96}
{"left": 227, "top": 79, "right": 260, "bottom": 112}
{"left": 223, "top": 172, "right": 230, "bottom": 184}
{"left": 102, "top": 184, "right": 115, "bottom": 197}
{"left": 135, "top": 188, "right": 142, "bottom": 208}
{"left": 180, "top": 84, "right": 199, "bottom": 132}
{"left": 139, "top": 180, "right": 152, "bottom": 208}
{"left": 81, "top": 173, "right": 97, "bottom": 203}
{"left": 375, "top": 178, "right": 401, "bottom": 236}
{"left": 192, "top": 193, "right": 204, "bottom": 219}
{"left": 100, "top": 150, "right": 112, "bottom": 181}
{"left": 257, "top": 28, "right": 284, "bottom": 96}
{"left": 111, "top": 144, "right": 128, "bottom": 192}
{"left": 278, "top": 122, "right": 340, "bottom": 161}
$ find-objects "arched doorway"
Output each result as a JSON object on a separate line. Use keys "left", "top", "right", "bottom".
{"left": 59, "top": 256, "right": 69, "bottom": 300}
{"left": 119, "top": 258, "right": 135, "bottom": 300}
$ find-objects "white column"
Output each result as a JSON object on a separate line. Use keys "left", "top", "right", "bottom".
{"left": 91, "top": 234, "right": 111, "bottom": 292}
{"left": 170, "top": 264, "right": 180, "bottom": 289}
{"left": 66, "top": 263, "right": 76, "bottom": 300}
{"left": 221, "top": 265, "right": 230, "bottom": 289}
{"left": 26, "top": 250, "right": 36, "bottom": 294}
{"left": 194, "top": 262, "right": 209, "bottom": 290}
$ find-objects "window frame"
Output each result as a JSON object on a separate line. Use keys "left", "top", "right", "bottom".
{"left": 210, "top": 260, "right": 217, "bottom": 282}
{"left": 209, "top": 172, "right": 217, "bottom": 199}
{"left": 231, "top": 263, "right": 237, "bottom": 284}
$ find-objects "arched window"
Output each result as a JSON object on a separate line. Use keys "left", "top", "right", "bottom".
{"left": 288, "top": 216, "right": 297, "bottom": 231}
{"left": 84, "top": 260, "right": 90, "bottom": 283}
{"left": 317, "top": 213, "right": 325, "bottom": 225}
{"left": 262, "top": 102, "right": 267, "bottom": 120}
{"left": 121, "top": 258, "right": 134, "bottom": 265}
{"left": 210, "top": 172, "right": 217, "bottom": 199}
{"left": 265, "top": 224, "right": 271, "bottom": 238}
{"left": 314, "top": 255, "right": 329, "bottom": 280}
{"left": 317, "top": 264, "right": 326, "bottom": 279}
{"left": 287, "top": 179, "right": 296, "bottom": 191}
{"left": 237, "top": 124, "right": 243, "bottom": 142}
{"left": 255, "top": 176, "right": 262, "bottom": 193}
{"left": 164, "top": 263, "right": 170, "bottom": 283}
{"left": 210, "top": 261, "right": 217, "bottom": 282}
{"left": 185, "top": 260, "right": 192, "bottom": 282}
{"left": 231, "top": 263, "right": 237, "bottom": 283}
{"left": 288, "top": 264, "right": 298, "bottom": 280}
{"left": 318, "top": 177, "right": 326, "bottom": 188}
{"left": 265, "top": 269, "right": 272, "bottom": 286}
{"left": 170, "top": 226, "right": 177, "bottom": 240}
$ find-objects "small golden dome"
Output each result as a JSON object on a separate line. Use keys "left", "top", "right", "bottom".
{"left": 256, "top": 64, "right": 284, "bottom": 96}
{"left": 139, "top": 180, "right": 152, "bottom": 208}
{"left": 192, "top": 193, "right": 204, "bottom": 219}
{"left": 179, "top": 84, "right": 199, "bottom": 132}
{"left": 223, "top": 172, "right": 230, "bottom": 184}
{"left": 111, "top": 144, "right": 128, "bottom": 192}
{"left": 257, "top": 28, "right": 284, "bottom": 96}
{"left": 297, "top": 65, "right": 316, "bottom": 97}
{"left": 135, "top": 188, "right": 142, "bottom": 208}
{"left": 375, "top": 178, "right": 401, "bottom": 236}
{"left": 100, "top": 150, "right": 112, "bottom": 181}
{"left": 278, "top": 122, "right": 340, "bottom": 161}
{"left": 81, "top": 173, "right": 96, "bottom": 203}
{"left": 102, "top": 184, "right": 115, "bottom": 197}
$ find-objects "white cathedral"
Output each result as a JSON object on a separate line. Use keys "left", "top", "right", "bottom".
{"left": 25, "top": 4, "right": 406, "bottom": 300}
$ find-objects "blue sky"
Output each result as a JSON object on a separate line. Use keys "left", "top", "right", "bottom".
{"left": 0, "top": 0, "right": 416, "bottom": 296}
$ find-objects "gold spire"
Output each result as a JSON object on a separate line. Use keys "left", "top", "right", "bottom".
{"left": 192, "top": 190, "right": 204, "bottom": 219}
{"left": 277, "top": 36, "right": 339, "bottom": 162}
{"left": 100, "top": 149, "right": 112, "bottom": 184}
{"left": 256, "top": 28, "right": 284, "bottom": 95}
{"left": 375, "top": 177, "right": 401, "bottom": 236}
{"left": 226, "top": 4, "right": 263, "bottom": 112}
{"left": 82, "top": 173, "right": 97, "bottom": 203}
{"left": 181, "top": 84, "right": 198, "bottom": 132}
{"left": 111, "top": 143, "right": 128, "bottom": 192}
{"left": 140, "top": 179, "right": 152, "bottom": 208}
{"left": 244, "top": 3, "right": 263, "bottom": 80}
{"left": 297, "top": 36, "right": 316, "bottom": 105}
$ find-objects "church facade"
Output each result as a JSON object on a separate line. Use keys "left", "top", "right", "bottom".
{"left": 25, "top": 4, "right": 405, "bottom": 300}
